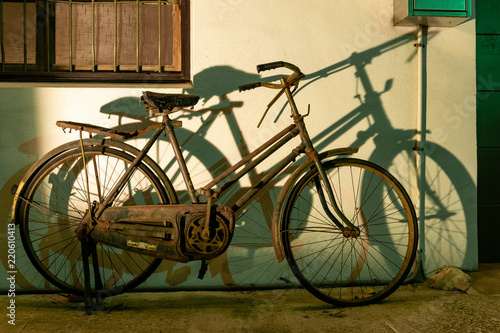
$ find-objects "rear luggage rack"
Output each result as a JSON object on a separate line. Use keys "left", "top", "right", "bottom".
{"left": 56, "top": 121, "right": 163, "bottom": 140}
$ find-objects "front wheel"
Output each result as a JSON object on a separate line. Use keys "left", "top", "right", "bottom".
{"left": 282, "top": 158, "right": 417, "bottom": 306}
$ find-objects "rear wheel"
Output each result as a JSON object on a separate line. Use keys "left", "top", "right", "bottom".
{"left": 19, "top": 146, "right": 170, "bottom": 296}
{"left": 282, "top": 158, "right": 417, "bottom": 306}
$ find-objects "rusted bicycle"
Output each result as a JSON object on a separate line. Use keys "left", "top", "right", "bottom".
{"left": 11, "top": 62, "right": 418, "bottom": 310}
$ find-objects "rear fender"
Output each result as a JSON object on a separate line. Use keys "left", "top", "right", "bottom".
{"left": 11, "top": 138, "right": 177, "bottom": 224}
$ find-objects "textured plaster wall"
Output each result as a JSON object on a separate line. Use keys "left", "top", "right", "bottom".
{"left": 0, "top": 0, "right": 476, "bottom": 290}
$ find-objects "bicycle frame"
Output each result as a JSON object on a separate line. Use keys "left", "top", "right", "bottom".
{"left": 72, "top": 81, "right": 356, "bottom": 253}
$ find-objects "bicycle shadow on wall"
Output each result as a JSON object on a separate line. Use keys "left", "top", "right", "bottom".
{"left": 99, "top": 33, "right": 475, "bottom": 287}
{"left": 192, "top": 34, "right": 475, "bottom": 279}
{"left": 1, "top": 66, "right": 284, "bottom": 291}
{"left": 96, "top": 66, "right": 272, "bottom": 287}
{"left": 3, "top": 34, "right": 476, "bottom": 293}
{"left": 98, "top": 67, "right": 303, "bottom": 289}
{"left": 294, "top": 33, "right": 476, "bottom": 275}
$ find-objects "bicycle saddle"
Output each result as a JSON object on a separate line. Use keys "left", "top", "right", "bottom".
{"left": 141, "top": 91, "right": 199, "bottom": 111}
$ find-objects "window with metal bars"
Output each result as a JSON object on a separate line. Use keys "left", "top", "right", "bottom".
{"left": 0, "top": 0, "right": 190, "bottom": 84}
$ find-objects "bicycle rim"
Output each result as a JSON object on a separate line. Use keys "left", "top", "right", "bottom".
{"left": 19, "top": 146, "right": 168, "bottom": 296}
{"left": 282, "top": 158, "right": 417, "bottom": 306}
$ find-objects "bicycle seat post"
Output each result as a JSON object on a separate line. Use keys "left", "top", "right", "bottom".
{"left": 162, "top": 113, "right": 199, "bottom": 204}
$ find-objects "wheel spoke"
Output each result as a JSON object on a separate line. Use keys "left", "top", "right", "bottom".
{"left": 20, "top": 146, "right": 167, "bottom": 295}
{"left": 282, "top": 158, "right": 417, "bottom": 306}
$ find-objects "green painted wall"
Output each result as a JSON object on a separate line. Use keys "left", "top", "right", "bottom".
{"left": 477, "top": 0, "right": 500, "bottom": 262}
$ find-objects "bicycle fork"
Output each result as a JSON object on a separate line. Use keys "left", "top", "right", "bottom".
{"left": 283, "top": 80, "right": 359, "bottom": 235}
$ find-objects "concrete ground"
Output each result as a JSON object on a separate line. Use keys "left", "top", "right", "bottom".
{"left": 2, "top": 263, "right": 499, "bottom": 333}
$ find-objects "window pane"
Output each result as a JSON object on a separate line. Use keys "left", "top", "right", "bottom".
{"left": 1, "top": 2, "right": 36, "bottom": 66}
{"left": 95, "top": 3, "right": 114, "bottom": 68}
{"left": 117, "top": 3, "right": 137, "bottom": 68}
{"left": 52, "top": 1, "right": 178, "bottom": 72}
{"left": 1, "top": 0, "right": 190, "bottom": 83}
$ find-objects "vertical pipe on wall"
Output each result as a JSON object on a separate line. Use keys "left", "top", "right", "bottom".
{"left": 415, "top": 24, "right": 428, "bottom": 276}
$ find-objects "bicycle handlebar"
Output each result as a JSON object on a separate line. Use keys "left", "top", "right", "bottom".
{"left": 238, "top": 61, "right": 304, "bottom": 92}
{"left": 238, "top": 82, "right": 261, "bottom": 92}
{"left": 257, "top": 61, "right": 301, "bottom": 75}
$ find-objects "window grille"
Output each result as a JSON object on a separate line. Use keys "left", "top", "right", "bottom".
{"left": 0, "top": 0, "right": 190, "bottom": 84}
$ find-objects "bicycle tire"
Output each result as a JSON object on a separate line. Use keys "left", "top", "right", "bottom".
{"left": 282, "top": 158, "right": 417, "bottom": 306}
{"left": 18, "top": 146, "right": 171, "bottom": 296}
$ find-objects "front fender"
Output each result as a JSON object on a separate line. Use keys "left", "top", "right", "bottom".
{"left": 271, "top": 147, "right": 359, "bottom": 262}
{"left": 11, "top": 138, "right": 177, "bottom": 224}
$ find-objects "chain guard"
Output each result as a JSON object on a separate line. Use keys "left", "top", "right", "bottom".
{"left": 91, "top": 204, "right": 235, "bottom": 262}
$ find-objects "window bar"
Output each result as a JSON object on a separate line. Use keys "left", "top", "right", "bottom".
{"left": 92, "top": 0, "right": 96, "bottom": 71}
{"left": 69, "top": 0, "right": 73, "bottom": 71}
{"left": 46, "top": 1, "right": 50, "bottom": 70}
{"left": 45, "top": 0, "right": 52, "bottom": 72}
{"left": 158, "top": 0, "right": 161, "bottom": 73}
{"left": 136, "top": 0, "right": 139, "bottom": 72}
{"left": 23, "top": 0, "right": 27, "bottom": 71}
{"left": 1, "top": 0, "right": 4, "bottom": 71}
{"left": 173, "top": 3, "right": 181, "bottom": 71}
{"left": 114, "top": 0, "right": 117, "bottom": 72}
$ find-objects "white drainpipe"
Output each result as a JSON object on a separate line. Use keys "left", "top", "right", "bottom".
{"left": 415, "top": 24, "right": 428, "bottom": 277}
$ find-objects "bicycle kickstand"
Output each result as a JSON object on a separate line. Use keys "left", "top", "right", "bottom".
{"left": 81, "top": 228, "right": 96, "bottom": 315}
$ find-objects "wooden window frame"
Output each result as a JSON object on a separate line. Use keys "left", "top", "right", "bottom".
{"left": 0, "top": 0, "right": 191, "bottom": 85}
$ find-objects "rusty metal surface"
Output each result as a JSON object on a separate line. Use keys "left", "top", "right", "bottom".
{"left": 90, "top": 228, "right": 190, "bottom": 262}
{"left": 203, "top": 124, "right": 298, "bottom": 192}
{"left": 165, "top": 117, "right": 199, "bottom": 203}
{"left": 214, "top": 126, "right": 300, "bottom": 199}
{"left": 56, "top": 120, "right": 164, "bottom": 139}
{"left": 92, "top": 204, "right": 235, "bottom": 262}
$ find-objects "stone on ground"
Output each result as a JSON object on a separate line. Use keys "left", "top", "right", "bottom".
{"left": 425, "top": 266, "right": 473, "bottom": 292}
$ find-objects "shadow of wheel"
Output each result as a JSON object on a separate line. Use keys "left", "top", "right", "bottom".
{"left": 386, "top": 143, "right": 476, "bottom": 273}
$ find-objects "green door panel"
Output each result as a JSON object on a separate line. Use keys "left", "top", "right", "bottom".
{"left": 477, "top": 93, "right": 500, "bottom": 147}
{"left": 477, "top": 0, "right": 500, "bottom": 263}
{"left": 477, "top": 205, "right": 500, "bottom": 262}
{"left": 477, "top": 35, "right": 500, "bottom": 89}
{"left": 477, "top": 148, "right": 500, "bottom": 205}
{"left": 476, "top": 0, "right": 500, "bottom": 34}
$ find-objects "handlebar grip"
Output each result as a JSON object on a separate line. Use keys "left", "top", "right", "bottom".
{"left": 238, "top": 82, "right": 261, "bottom": 92}
{"left": 257, "top": 61, "right": 285, "bottom": 73}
